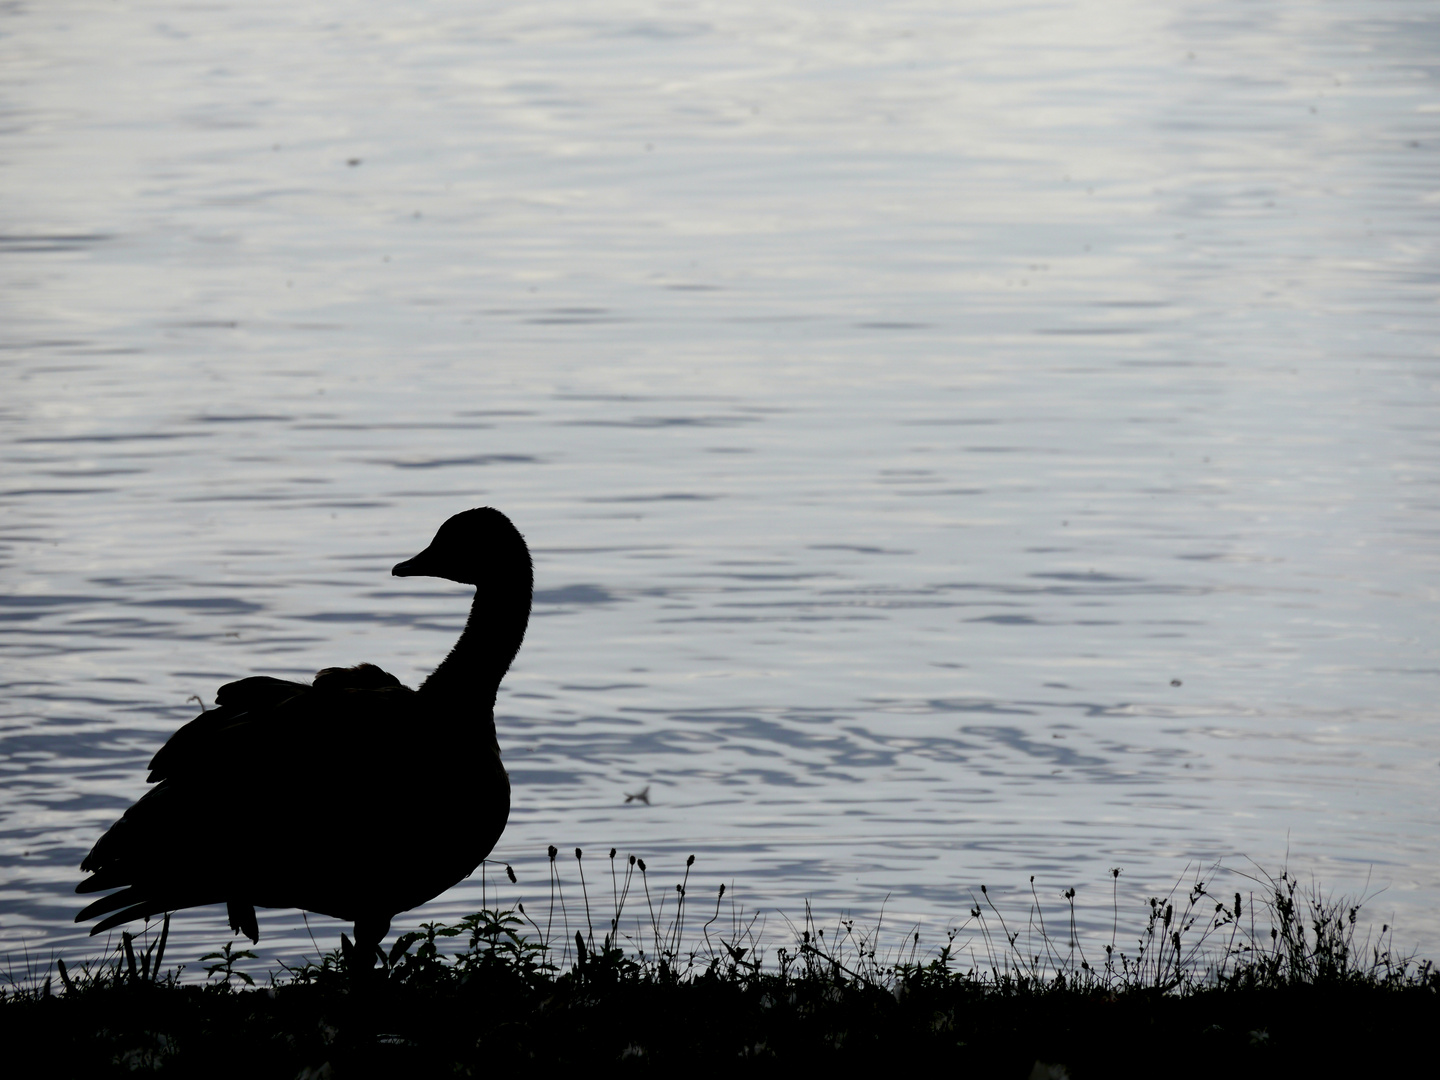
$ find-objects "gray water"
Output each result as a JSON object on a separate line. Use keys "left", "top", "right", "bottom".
{"left": 3, "top": 0, "right": 1439, "bottom": 972}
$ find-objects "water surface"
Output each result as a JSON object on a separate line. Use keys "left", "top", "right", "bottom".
{"left": 2, "top": 0, "right": 1438, "bottom": 969}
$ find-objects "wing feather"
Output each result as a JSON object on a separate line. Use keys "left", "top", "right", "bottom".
{"left": 76, "top": 663, "right": 414, "bottom": 939}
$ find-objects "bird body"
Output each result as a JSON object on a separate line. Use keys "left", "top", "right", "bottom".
{"left": 76, "top": 507, "right": 531, "bottom": 953}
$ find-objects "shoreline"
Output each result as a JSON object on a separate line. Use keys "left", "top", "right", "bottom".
{"left": 5, "top": 860, "right": 1435, "bottom": 1075}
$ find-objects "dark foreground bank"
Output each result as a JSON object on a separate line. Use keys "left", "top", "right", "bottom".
{"left": 6, "top": 961, "right": 1439, "bottom": 1077}
{"left": 5, "top": 862, "right": 1436, "bottom": 1076}
{"left": 5, "top": 961, "right": 1438, "bottom": 1077}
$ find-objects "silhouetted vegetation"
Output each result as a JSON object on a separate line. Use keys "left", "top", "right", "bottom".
{"left": 6, "top": 854, "right": 1436, "bottom": 1076}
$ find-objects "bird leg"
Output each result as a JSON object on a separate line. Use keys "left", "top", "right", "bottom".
{"left": 227, "top": 900, "right": 259, "bottom": 944}
{"left": 344, "top": 913, "right": 392, "bottom": 980}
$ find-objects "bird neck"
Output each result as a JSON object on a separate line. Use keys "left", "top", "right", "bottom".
{"left": 419, "top": 583, "right": 531, "bottom": 742}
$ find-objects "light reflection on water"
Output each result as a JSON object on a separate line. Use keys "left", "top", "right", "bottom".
{"left": 2, "top": 0, "right": 1438, "bottom": 971}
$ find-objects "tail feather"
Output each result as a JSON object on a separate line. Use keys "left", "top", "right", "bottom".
{"left": 91, "top": 898, "right": 197, "bottom": 937}
{"left": 75, "top": 887, "right": 142, "bottom": 923}
{"left": 76, "top": 868, "right": 131, "bottom": 894}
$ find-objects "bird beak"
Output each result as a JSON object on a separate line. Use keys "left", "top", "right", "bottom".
{"left": 392, "top": 545, "right": 438, "bottom": 577}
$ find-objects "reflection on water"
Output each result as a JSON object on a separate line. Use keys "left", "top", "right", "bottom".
{"left": 2, "top": 0, "right": 1438, "bottom": 968}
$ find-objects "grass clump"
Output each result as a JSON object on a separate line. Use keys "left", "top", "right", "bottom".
{"left": 3, "top": 854, "right": 1436, "bottom": 1077}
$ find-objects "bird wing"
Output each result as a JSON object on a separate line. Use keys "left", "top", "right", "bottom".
{"left": 77, "top": 663, "right": 418, "bottom": 929}
{"left": 144, "top": 675, "right": 308, "bottom": 783}
{"left": 145, "top": 663, "right": 404, "bottom": 783}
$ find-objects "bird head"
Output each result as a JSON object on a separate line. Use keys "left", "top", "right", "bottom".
{"left": 392, "top": 507, "right": 532, "bottom": 588}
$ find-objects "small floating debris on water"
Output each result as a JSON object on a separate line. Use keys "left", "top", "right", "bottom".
{"left": 624, "top": 786, "right": 651, "bottom": 805}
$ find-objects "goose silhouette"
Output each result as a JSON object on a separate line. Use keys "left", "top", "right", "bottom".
{"left": 75, "top": 507, "right": 532, "bottom": 962}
